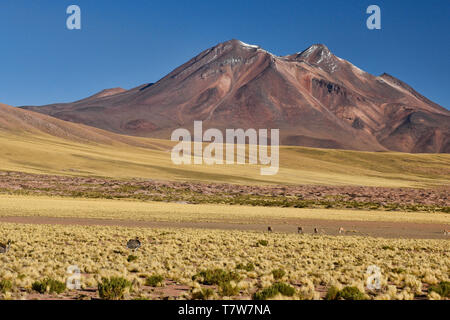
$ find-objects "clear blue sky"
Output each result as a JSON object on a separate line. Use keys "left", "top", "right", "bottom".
{"left": 0, "top": 0, "right": 449, "bottom": 108}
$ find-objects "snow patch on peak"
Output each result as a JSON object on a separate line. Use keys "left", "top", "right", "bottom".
{"left": 296, "top": 44, "right": 338, "bottom": 73}
{"left": 317, "top": 48, "right": 332, "bottom": 64}
{"left": 299, "top": 44, "right": 331, "bottom": 59}
{"left": 299, "top": 46, "right": 315, "bottom": 59}
{"left": 238, "top": 40, "right": 279, "bottom": 59}
{"left": 238, "top": 40, "right": 260, "bottom": 49}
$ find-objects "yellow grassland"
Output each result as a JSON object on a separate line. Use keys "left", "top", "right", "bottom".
{"left": 0, "top": 223, "right": 448, "bottom": 300}
{"left": 0, "top": 130, "right": 449, "bottom": 187}
{"left": 0, "top": 195, "right": 448, "bottom": 224}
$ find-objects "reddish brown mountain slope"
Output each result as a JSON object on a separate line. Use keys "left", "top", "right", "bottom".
{"left": 22, "top": 40, "right": 450, "bottom": 153}
{"left": 0, "top": 102, "right": 168, "bottom": 150}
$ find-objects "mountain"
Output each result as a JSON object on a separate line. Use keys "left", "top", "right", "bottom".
{"left": 21, "top": 39, "right": 450, "bottom": 153}
{"left": 1, "top": 102, "right": 449, "bottom": 187}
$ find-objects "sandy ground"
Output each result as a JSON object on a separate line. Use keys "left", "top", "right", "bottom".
{"left": 0, "top": 216, "right": 448, "bottom": 240}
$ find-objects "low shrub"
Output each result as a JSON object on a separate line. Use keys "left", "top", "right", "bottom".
{"left": 236, "top": 262, "right": 255, "bottom": 272}
{"left": 32, "top": 278, "right": 66, "bottom": 294}
{"left": 0, "top": 279, "right": 12, "bottom": 293}
{"left": 271, "top": 269, "right": 286, "bottom": 280}
{"left": 145, "top": 274, "right": 164, "bottom": 287}
{"left": 127, "top": 255, "right": 138, "bottom": 262}
{"left": 391, "top": 268, "right": 406, "bottom": 274}
{"left": 193, "top": 269, "right": 240, "bottom": 285}
{"left": 253, "top": 282, "right": 295, "bottom": 300}
{"left": 325, "top": 286, "right": 340, "bottom": 300}
{"left": 191, "top": 288, "right": 215, "bottom": 300}
{"left": 441, "top": 207, "right": 450, "bottom": 213}
{"left": 218, "top": 282, "right": 240, "bottom": 297}
{"left": 429, "top": 281, "right": 450, "bottom": 298}
{"left": 98, "top": 277, "right": 132, "bottom": 300}
{"left": 257, "top": 240, "right": 268, "bottom": 247}
{"left": 337, "top": 286, "right": 366, "bottom": 300}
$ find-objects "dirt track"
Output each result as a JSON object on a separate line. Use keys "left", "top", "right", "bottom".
{"left": 0, "top": 216, "right": 448, "bottom": 240}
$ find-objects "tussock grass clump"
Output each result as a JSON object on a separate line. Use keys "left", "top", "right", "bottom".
{"left": 127, "top": 255, "right": 138, "bottom": 262}
{"left": 0, "top": 279, "right": 13, "bottom": 293}
{"left": 253, "top": 282, "right": 295, "bottom": 300}
{"left": 218, "top": 281, "right": 240, "bottom": 297}
{"left": 336, "top": 286, "right": 366, "bottom": 300}
{"left": 193, "top": 269, "right": 241, "bottom": 297}
{"left": 429, "top": 281, "right": 450, "bottom": 298}
{"left": 98, "top": 277, "right": 132, "bottom": 300}
{"left": 441, "top": 207, "right": 450, "bottom": 213}
{"left": 325, "top": 286, "right": 367, "bottom": 300}
{"left": 193, "top": 269, "right": 240, "bottom": 285}
{"left": 191, "top": 288, "right": 215, "bottom": 300}
{"left": 391, "top": 268, "right": 406, "bottom": 274}
{"left": 145, "top": 275, "right": 164, "bottom": 287}
{"left": 236, "top": 262, "right": 255, "bottom": 272}
{"left": 257, "top": 240, "right": 268, "bottom": 247}
{"left": 271, "top": 269, "right": 286, "bottom": 280}
{"left": 325, "top": 286, "right": 340, "bottom": 300}
{"left": 32, "top": 278, "right": 66, "bottom": 294}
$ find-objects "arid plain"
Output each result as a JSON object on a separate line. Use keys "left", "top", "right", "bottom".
{"left": 0, "top": 103, "right": 449, "bottom": 300}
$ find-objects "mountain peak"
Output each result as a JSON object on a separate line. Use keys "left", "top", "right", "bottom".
{"left": 287, "top": 43, "right": 340, "bottom": 73}
{"left": 224, "top": 39, "right": 260, "bottom": 49}
{"left": 296, "top": 44, "right": 333, "bottom": 62}
{"left": 217, "top": 39, "right": 262, "bottom": 52}
{"left": 299, "top": 44, "right": 331, "bottom": 57}
{"left": 21, "top": 40, "right": 449, "bottom": 153}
